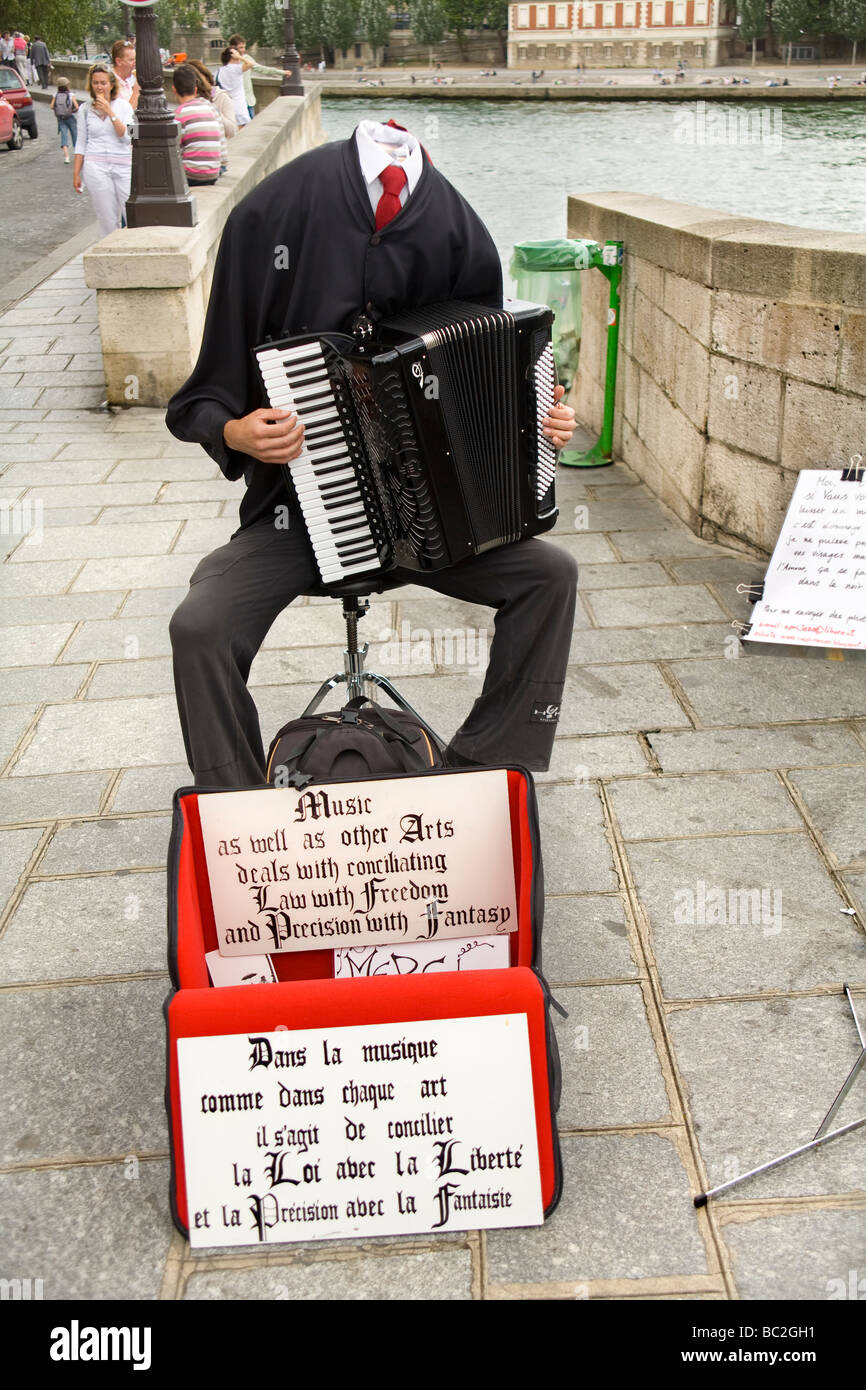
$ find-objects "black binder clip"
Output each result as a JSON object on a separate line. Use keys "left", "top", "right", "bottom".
{"left": 841, "top": 453, "right": 864, "bottom": 483}
{"left": 286, "top": 769, "right": 313, "bottom": 790}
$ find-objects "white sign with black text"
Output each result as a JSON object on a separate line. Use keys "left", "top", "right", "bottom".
{"left": 197, "top": 772, "right": 519, "bottom": 957}
{"left": 177, "top": 1014, "right": 544, "bottom": 1247}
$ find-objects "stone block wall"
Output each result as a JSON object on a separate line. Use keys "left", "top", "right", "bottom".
{"left": 568, "top": 192, "right": 866, "bottom": 555}
{"left": 83, "top": 90, "right": 326, "bottom": 407}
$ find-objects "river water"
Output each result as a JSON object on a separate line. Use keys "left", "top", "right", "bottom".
{"left": 321, "top": 98, "right": 864, "bottom": 274}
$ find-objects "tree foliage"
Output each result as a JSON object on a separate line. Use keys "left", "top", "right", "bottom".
{"left": 2, "top": 0, "right": 101, "bottom": 48}
{"left": 828, "top": 0, "right": 866, "bottom": 50}
{"left": 321, "top": 0, "right": 359, "bottom": 52}
{"left": 439, "top": 0, "right": 485, "bottom": 51}
{"left": 409, "top": 0, "right": 447, "bottom": 48}
{"left": 738, "top": 0, "right": 769, "bottom": 42}
{"left": 360, "top": 0, "right": 392, "bottom": 54}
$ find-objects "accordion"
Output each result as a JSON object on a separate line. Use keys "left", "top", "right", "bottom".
{"left": 254, "top": 299, "right": 559, "bottom": 588}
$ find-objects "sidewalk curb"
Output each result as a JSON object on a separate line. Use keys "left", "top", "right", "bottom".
{"left": 0, "top": 222, "right": 101, "bottom": 316}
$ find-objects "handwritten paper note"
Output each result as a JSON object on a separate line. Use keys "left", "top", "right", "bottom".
{"left": 333, "top": 934, "right": 510, "bottom": 979}
{"left": 177, "top": 1014, "right": 544, "bottom": 1247}
{"left": 197, "top": 772, "right": 519, "bottom": 957}
{"left": 744, "top": 470, "right": 866, "bottom": 650}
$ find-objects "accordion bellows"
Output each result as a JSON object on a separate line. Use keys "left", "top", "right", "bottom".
{"left": 255, "top": 299, "right": 559, "bottom": 589}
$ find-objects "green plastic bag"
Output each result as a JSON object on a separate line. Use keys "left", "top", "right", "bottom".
{"left": 510, "top": 239, "right": 599, "bottom": 385}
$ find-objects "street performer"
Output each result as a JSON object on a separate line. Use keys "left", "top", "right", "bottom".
{"left": 166, "top": 119, "right": 578, "bottom": 787}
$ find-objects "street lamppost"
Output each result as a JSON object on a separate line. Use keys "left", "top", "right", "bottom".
{"left": 122, "top": 0, "right": 197, "bottom": 228}
{"left": 279, "top": 0, "right": 305, "bottom": 96}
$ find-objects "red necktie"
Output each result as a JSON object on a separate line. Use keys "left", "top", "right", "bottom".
{"left": 375, "top": 164, "right": 407, "bottom": 230}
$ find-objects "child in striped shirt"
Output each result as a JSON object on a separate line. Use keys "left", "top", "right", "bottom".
{"left": 172, "top": 65, "right": 222, "bottom": 186}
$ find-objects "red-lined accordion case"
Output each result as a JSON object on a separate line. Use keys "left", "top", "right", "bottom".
{"left": 164, "top": 767, "right": 562, "bottom": 1242}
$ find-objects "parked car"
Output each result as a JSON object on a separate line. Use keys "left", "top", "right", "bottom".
{"left": 0, "top": 65, "right": 37, "bottom": 139}
{"left": 0, "top": 93, "right": 23, "bottom": 150}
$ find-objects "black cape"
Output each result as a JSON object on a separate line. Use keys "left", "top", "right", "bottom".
{"left": 165, "top": 128, "right": 503, "bottom": 531}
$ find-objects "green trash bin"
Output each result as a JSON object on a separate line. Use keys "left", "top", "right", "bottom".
{"left": 510, "top": 237, "right": 623, "bottom": 468}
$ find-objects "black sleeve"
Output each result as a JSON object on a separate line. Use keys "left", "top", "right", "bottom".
{"left": 164, "top": 205, "right": 265, "bottom": 481}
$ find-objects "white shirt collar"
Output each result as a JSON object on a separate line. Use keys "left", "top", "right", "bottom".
{"left": 355, "top": 120, "right": 423, "bottom": 197}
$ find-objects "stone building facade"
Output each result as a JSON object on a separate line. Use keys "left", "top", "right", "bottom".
{"left": 508, "top": 1, "right": 738, "bottom": 69}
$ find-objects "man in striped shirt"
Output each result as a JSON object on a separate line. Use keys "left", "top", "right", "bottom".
{"left": 172, "top": 65, "right": 222, "bottom": 186}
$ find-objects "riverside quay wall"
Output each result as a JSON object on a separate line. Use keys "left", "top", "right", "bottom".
{"left": 82, "top": 90, "right": 326, "bottom": 407}
{"left": 568, "top": 192, "right": 866, "bottom": 555}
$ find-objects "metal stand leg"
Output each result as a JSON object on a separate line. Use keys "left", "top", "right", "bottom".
{"left": 300, "top": 593, "right": 446, "bottom": 754}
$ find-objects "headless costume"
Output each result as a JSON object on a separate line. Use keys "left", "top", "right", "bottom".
{"left": 166, "top": 124, "right": 577, "bottom": 786}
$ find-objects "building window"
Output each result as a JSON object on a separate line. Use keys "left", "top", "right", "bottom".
{"left": 537, "top": 43, "right": 547, "bottom": 55}
{"left": 623, "top": 1, "right": 636, "bottom": 21}
{"left": 583, "top": 2, "right": 595, "bottom": 25}
{"left": 557, "top": 43, "right": 567, "bottom": 56}
{"left": 623, "top": 43, "right": 632, "bottom": 57}
{"left": 556, "top": 2, "right": 568, "bottom": 24}
{"left": 653, "top": 42, "right": 662, "bottom": 57}
{"left": 674, "top": 0, "right": 685, "bottom": 21}
{"left": 518, "top": 44, "right": 528, "bottom": 57}
{"left": 517, "top": 4, "right": 529, "bottom": 26}
{"left": 652, "top": 1, "right": 665, "bottom": 22}
{"left": 603, "top": 42, "right": 613, "bottom": 56}
{"left": 692, "top": 42, "right": 704, "bottom": 56}
{"left": 694, "top": 0, "right": 707, "bottom": 20}
{"left": 603, "top": 2, "right": 614, "bottom": 22}
{"left": 584, "top": 43, "right": 593, "bottom": 56}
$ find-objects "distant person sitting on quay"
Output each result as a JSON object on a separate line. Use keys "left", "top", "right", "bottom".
{"left": 51, "top": 76, "right": 79, "bottom": 163}
{"left": 30, "top": 34, "right": 50, "bottom": 88}
{"left": 111, "top": 39, "right": 139, "bottom": 109}
{"left": 73, "top": 64, "right": 133, "bottom": 238}
{"left": 172, "top": 65, "right": 223, "bottom": 187}
{"left": 228, "top": 33, "right": 292, "bottom": 121}
{"left": 217, "top": 47, "right": 250, "bottom": 128}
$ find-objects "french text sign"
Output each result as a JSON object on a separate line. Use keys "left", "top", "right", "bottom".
{"left": 744, "top": 470, "right": 866, "bottom": 650}
{"left": 177, "top": 1014, "right": 544, "bottom": 1247}
{"left": 197, "top": 772, "right": 519, "bottom": 957}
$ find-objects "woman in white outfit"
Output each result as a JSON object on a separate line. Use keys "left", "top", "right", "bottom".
{"left": 216, "top": 47, "right": 250, "bottom": 129}
{"left": 73, "top": 64, "right": 134, "bottom": 238}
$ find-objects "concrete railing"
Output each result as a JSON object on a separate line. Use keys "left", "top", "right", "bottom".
{"left": 568, "top": 192, "right": 866, "bottom": 554}
{"left": 83, "top": 88, "right": 325, "bottom": 406}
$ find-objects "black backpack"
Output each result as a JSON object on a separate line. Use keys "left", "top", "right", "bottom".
{"left": 266, "top": 697, "right": 445, "bottom": 785}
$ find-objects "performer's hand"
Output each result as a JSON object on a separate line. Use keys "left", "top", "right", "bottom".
{"left": 543, "top": 385, "right": 577, "bottom": 449}
{"left": 224, "top": 408, "right": 305, "bottom": 464}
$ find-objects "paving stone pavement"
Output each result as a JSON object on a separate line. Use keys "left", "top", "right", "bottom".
{"left": 1, "top": 257, "right": 864, "bottom": 1303}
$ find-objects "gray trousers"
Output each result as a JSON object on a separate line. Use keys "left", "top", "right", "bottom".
{"left": 169, "top": 521, "right": 577, "bottom": 787}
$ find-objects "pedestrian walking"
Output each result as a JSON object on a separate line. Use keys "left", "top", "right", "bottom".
{"left": 12, "top": 32, "right": 27, "bottom": 81}
{"left": 73, "top": 65, "right": 134, "bottom": 238}
{"left": 51, "top": 76, "right": 79, "bottom": 163}
{"left": 0, "top": 31, "right": 14, "bottom": 67}
{"left": 30, "top": 35, "right": 50, "bottom": 89}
